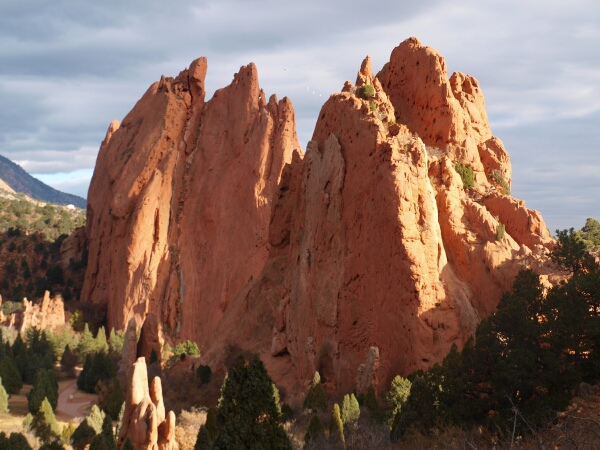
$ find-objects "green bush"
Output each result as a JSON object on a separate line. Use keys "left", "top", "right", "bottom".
{"left": 384, "top": 375, "right": 411, "bottom": 428}
{"left": 329, "top": 403, "right": 344, "bottom": 445}
{"left": 303, "top": 372, "right": 328, "bottom": 412}
{"left": 340, "top": 393, "right": 360, "bottom": 424}
{"left": 496, "top": 223, "right": 505, "bottom": 241}
{"left": 358, "top": 84, "right": 375, "bottom": 99}
{"left": 489, "top": 171, "right": 510, "bottom": 195}
{"left": 304, "top": 415, "right": 325, "bottom": 445}
{"left": 369, "top": 100, "right": 376, "bottom": 111}
{"left": 32, "top": 397, "right": 60, "bottom": 443}
{"left": 455, "top": 162, "right": 474, "bottom": 190}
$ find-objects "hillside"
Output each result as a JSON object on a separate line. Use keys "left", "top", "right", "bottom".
{"left": 0, "top": 153, "right": 87, "bottom": 208}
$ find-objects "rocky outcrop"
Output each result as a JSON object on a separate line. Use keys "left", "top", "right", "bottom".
{"left": 84, "top": 37, "right": 555, "bottom": 400}
{"left": 83, "top": 57, "right": 299, "bottom": 343}
{"left": 7, "top": 291, "right": 66, "bottom": 334}
{"left": 118, "top": 357, "right": 178, "bottom": 450}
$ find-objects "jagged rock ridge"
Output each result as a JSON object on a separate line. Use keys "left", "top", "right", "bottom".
{"left": 83, "top": 37, "right": 554, "bottom": 400}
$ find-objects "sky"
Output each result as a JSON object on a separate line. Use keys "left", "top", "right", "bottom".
{"left": 0, "top": 0, "right": 598, "bottom": 232}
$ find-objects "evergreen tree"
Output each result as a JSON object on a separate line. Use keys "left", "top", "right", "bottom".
{"left": 77, "top": 354, "right": 92, "bottom": 392}
{"left": 578, "top": 217, "right": 600, "bottom": 251}
{"left": 329, "top": 403, "right": 344, "bottom": 445}
{"left": 32, "top": 397, "right": 60, "bottom": 443}
{"left": 384, "top": 375, "right": 411, "bottom": 428}
{"left": 340, "top": 394, "right": 360, "bottom": 424}
{"left": 95, "top": 327, "right": 109, "bottom": 355}
{"left": 99, "top": 414, "right": 117, "bottom": 450}
{"left": 28, "top": 369, "right": 58, "bottom": 413}
{"left": 104, "top": 379, "right": 124, "bottom": 420}
{"left": 365, "top": 384, "right": 381, "bottom": 422}
{"left": 85, "top": 353, "right": 114, "bottom": 393}
{"left": 70, "top": 419, "right": 96, "bottom": 450}
{"left": 22, "top": 413, "right": 33, "bottom": 431}
{"left": 212, "top": 355, "right": 292, "bottom": 450}
{"left": 39, "top": 442, "right": 66, "bottom": 450}
{"left": 0, "top": 357, "right": 22, "bottom": 394}
{"left": 87, "top": 405, "right": 106, "bottom": 434}
{"left": 194, "top": 425, "right": 212, "bottom": 450}
{"left": 60, "top": 344, "right": 78, "bottom": 377}
{"left": 0, "top": 377, "right": 8, "bottom": 413}
{"left": 77, "top": 324, "right": 96, "bottom": 362}
{"left": 61, "top": 420, "right": 76, "bottom": 443}
{"left": 108, "top": 329, "right": 124, "bottom": 355}
{"left": 303, "top": 371, "right": 328, "bottom": 412}
{"left": 391, "top": 377, "right": 436, "bottom": 441}
{"left": 205, "top": 407, "right": 218, "bottom": 441}
{"left": 304, "top": 415, "right": 325, "bottom": 447}
{"left": 6, "top": 432, "right": 33, "bottom": 450}
{"left": 89, "top": 435, "right": 111, "bottom": 450}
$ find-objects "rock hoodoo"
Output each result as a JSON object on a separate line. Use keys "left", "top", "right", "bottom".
{"left": 118, "top": 357, "right": 178, "bottom": 450}
{"left": 83, "top": 37, "right": 554, "bottom": 399}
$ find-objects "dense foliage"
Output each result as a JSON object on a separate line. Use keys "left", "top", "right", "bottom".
{"left": 210, "top": 355, "right": 292, "bottom": 450}
{"left": 392, "top": 225, "right": 600, "bottom": 440}
{"left": 455, "top": 162, "right": 474, "bottom": 189}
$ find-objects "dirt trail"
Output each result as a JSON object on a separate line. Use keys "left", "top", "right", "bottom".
{"left": 55, "top": 379, "right": 96, "bottom": 421}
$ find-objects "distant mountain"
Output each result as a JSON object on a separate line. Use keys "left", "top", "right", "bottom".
{"left": 0, "top": 154, "right": 87, "bottom": 208}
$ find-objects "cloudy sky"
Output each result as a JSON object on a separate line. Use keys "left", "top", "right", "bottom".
{"left": 1, "top": 0, "right": 598, "bottom": 231}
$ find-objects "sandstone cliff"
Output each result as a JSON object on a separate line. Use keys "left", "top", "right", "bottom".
{"left": 84, "top": 37, "right": 554, "bottom": 399}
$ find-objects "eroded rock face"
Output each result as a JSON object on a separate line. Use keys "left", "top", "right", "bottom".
{"left": 84, "top": 37, "right": 555, "bottom": 400}
{"left": 118, "top": 357, "right": 178, "bottom": 450}
{"left": 18, "top": 291, "right": 65, "bottom": 334}
{"left": 83, "top": 57, "right": 299, "bottom": 344}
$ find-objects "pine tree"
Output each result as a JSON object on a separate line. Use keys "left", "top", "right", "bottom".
{"left": 329, "top": 403, "right": 344, "bottom": 445}
{"left": 60, "top": 344, "right": 78, "bottom": 377}
{"left": 86, "top": 353, "right": 113, "bottom": 393}
{"left": 303, "top": 372, "right": 328, "bottom": 412}
{"left": 6, "top": 432, "right": 33, "bottom": 450}
{"left": 390, "top": 377, "right": 436, "bottom": 441}
{"left": 205, "top": 407, "right": 218, "bottom": 441}
{"left": 99, "top": 414, "right": 116, "bottom": 450}
{"left": 28, "top": 369, "right": 58, "bottom": 413}
{"left": 212, "top": 355, "right": 292, "bottom": 450}
{"left": 77, "top": 354, "right": 92, "bottom": 392}
{"left": 87, "top": 405, "right": 106, "bottom": 434}
{"left": 77, "top": 324, "right": 96, "bottom": 361}
{"left": 0, "top": 356, "right": 22, "bottom": 394}
{"left": 340, "top": 394, "right": 360, "bottom": 424}
{"left": 194, "top": 425, "right": 212, "bottom": 450}
{"left": 95, "top": 327, "right": 109, "bottom": 355}
{"left": 365, "top": 384, "right": 382, "bottom": 422}
{"left": 0, "top": 377, "right": 8, "bottom": 413}
{"left": 108, "top": 329, "right": 124, "bottom": 355}
{"left": 104, "top": 379, "right": 124, "bottom": 420}
{"left": 32, "top": 397, "right": 60, "bottom": 443}
{"left": 70, "top": 419, "right": 96, "bottom": 450}
{"left": 61, "top": 420, "right": 76, "bottom": 443}
{"left": 304, "top": 415, "right": 325, "bottom": 446}
{"left": 384, "top": 375, "right": 411, "bottom": 428}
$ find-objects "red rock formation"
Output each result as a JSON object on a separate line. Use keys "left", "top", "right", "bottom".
{"left": 118, "top": 357, "right": 178, "bottom": 450}
{"left": 2, "top": 291, "right": 67, "bottom": 334}
{"left": 84, "top": 37, "right": 555, "bottom": 401}
{"left": 83, "top": 57, "right": 299, "bottom": 342}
